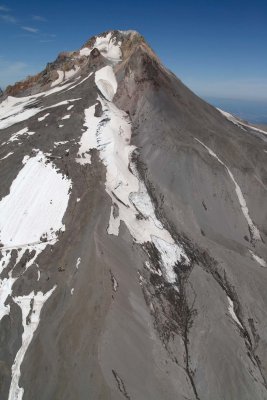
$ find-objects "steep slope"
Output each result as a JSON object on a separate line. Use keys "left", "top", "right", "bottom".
{"left": 0, "top": 30, "right": 267, "bottom": 400}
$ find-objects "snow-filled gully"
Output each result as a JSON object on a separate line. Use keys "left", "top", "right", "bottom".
{"left": 77, "top": 65, "right": 189, "bottom": 284}
{"left": 195, "top": 138, "right": 266, "bottom": 270}
{"left": 0, "top": 152, "right": 71, "bottom": 399}
{"left": 195, "top": 138, "right": 261, "bottom": 242}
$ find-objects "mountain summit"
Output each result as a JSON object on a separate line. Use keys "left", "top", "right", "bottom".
{"left": 0, "top": 30, "right": 267, "bottom": 400}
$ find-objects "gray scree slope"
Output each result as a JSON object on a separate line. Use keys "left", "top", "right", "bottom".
{"left": 0, "top": 30, "right": 267, "bottom": 400}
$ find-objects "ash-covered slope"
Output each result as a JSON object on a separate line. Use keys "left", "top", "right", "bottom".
{"left": 0, "top": 30, "right": 267, "bottom": 400}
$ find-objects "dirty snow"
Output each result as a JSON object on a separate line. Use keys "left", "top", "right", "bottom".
{"left": 227, "top": 296, "right": 242, "bottom": 328}
{"left": 145, "top": 260, "right": 162, "bottom": 276}
{"left": 77, "top": 68, "right": 188, "bottom": 283}
{"left": 195, "top": 138, "right": 261, "bottom": 242}
{"left": 8, "top": 286, "right": 56, "bottom": 400}
{"left": 76, "top": 257, "right": 81, "bottom": 269}
{"left": 51, "top": 70, "right": 64, "bottom": 87}
{"left": 111, "top": 273, "right": 118, "bottom": 292}
{"left": 249, "top": 250, "right": 267, "bottom": 267}
{"left": 64, "top": 66, "right": 79, "bottom": 81}
{"left": 95, "top": 66, "right": 118, "bottom": 101}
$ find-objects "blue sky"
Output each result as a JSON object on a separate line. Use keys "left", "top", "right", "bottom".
{"left": 0, "top": 0, "right": 266, "bottom": 101}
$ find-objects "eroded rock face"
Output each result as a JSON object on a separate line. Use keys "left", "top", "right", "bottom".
{"left": 90, "top": 48, "right": 101, "bottom": 58}
{"left": 0, "top": 30, "right": 267, "bottom": 400}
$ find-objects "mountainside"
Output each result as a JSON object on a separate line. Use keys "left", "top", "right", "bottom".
{"left": 0, "top": 30, "right": 267, "bottom": 400}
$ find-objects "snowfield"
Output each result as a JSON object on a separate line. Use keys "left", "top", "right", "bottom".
{"left": 0, "top": 152, "right": 71, "bottom": 399}
{"left": 0, "top": 151, "right": 71, "bottom": 247}
{"left": 76, "top": 66, "right": 189, "bottom": 284}
{"left": 0, "top": 151, "right": 71, "bottom": 321}
{"left": 0, "top": 93, "right": 80, "bottom": 130}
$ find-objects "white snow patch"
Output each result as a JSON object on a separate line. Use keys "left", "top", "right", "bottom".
{"left": 0, "top": 152, "right": 70, "bottom": 322}
{"left": 76, "top": 197, "right": 80, "bottom": 202}
{"left": 218, "top": 108, "right": 267, "bottom": 136}
{"left": 67, "top": 105, "right": 74, "bottom": 111}
{"left": 195, "top": 138, "right": 261, "bottom": 242}
{"left": 54, "top": 140, "right": 68, "bottom": 147}
{"left": 0, "top": 271, "right": 16, "bottom": 320}
{"left": 37, "top": 268, "right": 41, "bottom": 281}
{"left": 0, "top": 97, "right": 40, "bottom": 130}
{"left": 47, "top": 98, "right": 81, "bottom": 110}
{"left": 8, "top": 127, "right": 35, "bottom": 143}
{"left": 227, "top": 296, "right": 242, "bottom": 328}
{"left": 108, "top": 204, "right": 121, "bottom": 235}
{"left": 22, "top": 155, "right": 30, "bottom": 164}
{"left": 0, "top": 152, "right": 13, "bottom": 161}
{"left": 0, "top": 94, "right": 80, "bottom": 130}
{"left": 71, "top": 288, "right": 74, "bottom": 295}
{"left": 0, "top": 151, "right": 71, "bottom": 247}
{"left": 64, "top": 66, "right": 79, "bottom": 81}
{"left": 79, "top": 47, "right": 91, "bottom": 56}
{"left": 38, "top": 113, "right": 50, "bottom": 122}
{"left": 249, "top": 250, "right": 267, "bottom": 267}
{"left": 0, "top": 246, "right": 45, "bottom": 322}
{"left": 76, "top": 257, "right": 81, "bottom": 269}
{"left": 76, "top": 104, "right": 98, "bottom": 165}
{"left": 95, "top": 66, "right": 117, "bottom": 101}
{"left": 61, "top": 114, "right": 70, "bottom": 120}
{"left": 8, "top": 286, "right": 56, "bottom": 400}
{"left": 65, "top": 72, "right": 93, "bottom": 92}
{"left": 51, "top": 70, "right": 64, "bottom": 87}
{"left": 43, "top": 80, "right": 76, "bottom": 97}
{"left": 79, "top": 32, "right": 121, "bottom": 63}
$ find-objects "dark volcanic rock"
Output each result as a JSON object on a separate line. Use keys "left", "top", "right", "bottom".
{"left": 0, "top": 30, "right": 267, "bottom": 400}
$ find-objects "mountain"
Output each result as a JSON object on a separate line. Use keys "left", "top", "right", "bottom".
{"left": 0, "top": 30, "right": 267, "bottom": 400}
